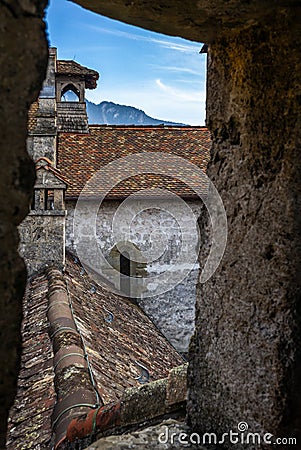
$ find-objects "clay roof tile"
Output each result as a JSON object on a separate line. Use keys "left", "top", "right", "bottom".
{"left": 57, "top": 125, "right": 211, "bottom": 199}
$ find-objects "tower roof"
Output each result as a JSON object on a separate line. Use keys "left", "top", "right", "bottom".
{"left": 56, "top": 60, "right": 99, "bottom": 89}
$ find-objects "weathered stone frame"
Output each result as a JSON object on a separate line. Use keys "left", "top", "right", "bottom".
{"left": 1, "top": 1, "right": 300, "bottom": 448}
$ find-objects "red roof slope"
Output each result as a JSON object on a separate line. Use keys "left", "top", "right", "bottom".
{"left": 57, "top": 125, "right": 211, "bottom": 199}
{"left": 7, "top": 254, "right": 183, "bottom": 449}
{"left": 65, "top": 253, "right": 183, "bottom": 404}
{"left": 6, "top": 274, "right": 55, "bottom": 450}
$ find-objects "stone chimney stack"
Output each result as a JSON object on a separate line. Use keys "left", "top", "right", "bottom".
{"left": 19, "top": 158, "right": 67, "bottom": 276}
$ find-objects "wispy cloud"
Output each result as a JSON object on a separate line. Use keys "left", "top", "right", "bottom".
{"left": 155, "top": 79, "right": 203, "bottom": 102}
{"left": 149, "top": 64, "right": 201, "bottom": 76}
{"left": 151, "top": 39, "right": 200, "bottom": 53}
{"left": 85, "top": 24, "right": 200, "bottom": 53}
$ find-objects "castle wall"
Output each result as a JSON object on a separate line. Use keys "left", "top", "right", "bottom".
{"left": 65, "top": 198, "right": 202, "bottom": 354}
{"left": 27, "top": 134, "right": 57, "bottom": 162}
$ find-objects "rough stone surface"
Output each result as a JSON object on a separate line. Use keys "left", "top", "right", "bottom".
{"left": 66, "top": 199, "right": 201, "bottom": 354}
{"left": 138, "top": 270, "right": 198, "bottom": 356}
{"left": 86, "top": 419, "right": 198, "bottom": 449}
{"left": 188, "top": 10, "right": 301, "bottom": 448}
{"left": 166, "top": 364, "right": 188, "bottom": 407}
{"left": 0, "top": 1, "right": 48, "bottom": 446}
{"left": 72, "top": 0, "right": 298, "bottom": 43}
{"left": 27, "top": 134, "right": 56, "bottom": 161}
{"left": 19, "top": 214, "right": 66, "bottom": 275}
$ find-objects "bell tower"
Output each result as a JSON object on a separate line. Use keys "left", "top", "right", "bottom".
{"left": 55, "top": 60, "right": 99, "bottom": 133}
{"left": 21, "top": 48, "right": 99, "bottom": 276}
{"left": 27, "top": 47, "right": 57, "bottom": 162}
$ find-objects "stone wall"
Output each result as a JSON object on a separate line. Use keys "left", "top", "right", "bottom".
{"left": 0, "top": 1, "right": 48, "bottom": 446}
{"left": 27, "top": 134, "right": 57, "bottom": 162}
{"left": 188, "top": 10, "right": 301, "bottom": 447}
{"left": 27, "top": 49, "right": 57, "bottom": 163}
{"left": 66, "top": 199, "right": 202, "bottom": 354}
{"left": 138, "top": 269, "right": 198, "bottom": 356}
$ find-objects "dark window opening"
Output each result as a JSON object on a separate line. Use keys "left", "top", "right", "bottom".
{"left": 45, "top": 189, "right": 54, "bottom": 210}
{"left": 120, "top": 251, "right": 131, "bottom": 296}
{"left": 31, "top": 191, "right": 36, "bottom": 210}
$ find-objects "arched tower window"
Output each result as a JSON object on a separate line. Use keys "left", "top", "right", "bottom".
{"left": 61, "top": 83, "right": 80, "bottom": 102}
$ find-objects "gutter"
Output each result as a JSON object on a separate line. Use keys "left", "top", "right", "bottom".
{"left": 46, "top": 267, "right": 103, "bottom": 447}
{"left": 56, "top": 363, "right": 187, "bottom": 449}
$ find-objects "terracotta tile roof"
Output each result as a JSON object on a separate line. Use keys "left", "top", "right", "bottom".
{"left": 7, "top": 253, "right": 183, "bottom": 449}
{"left": 64, "top": 252, "right": 183, "bottom": 404}
{"left": 56, "top": 61, "right": 99, "bottom": 89}
{"left": 6, "top": 274, "right": 55, "bottom": 450}
{"left": 57, "top": 125, "right": 211, "bottom": 199}
{"left": 27, "top": 101, "right": 38, "bottom": 132}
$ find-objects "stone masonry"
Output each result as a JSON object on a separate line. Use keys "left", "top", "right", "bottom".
{"left": 66, "top": 199, "right": 202, "bottom": 355}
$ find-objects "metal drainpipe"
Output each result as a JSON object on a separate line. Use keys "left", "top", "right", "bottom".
{"left": 46, "top": 267, "right": 102, "bottom": 447}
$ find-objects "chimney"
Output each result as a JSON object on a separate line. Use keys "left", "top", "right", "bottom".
{"left": 18, "top": 158, "right": 67, "bottom": 276}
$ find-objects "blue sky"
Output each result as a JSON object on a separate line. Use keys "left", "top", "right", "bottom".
{"left": 46, "top": 0, "right": 206, "bottom": 125}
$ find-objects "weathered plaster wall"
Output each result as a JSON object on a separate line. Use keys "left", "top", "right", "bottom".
{"left": 189, "top": 10, "right": 301, "bottom": 446}
{"left": 66, "top": 199, "right": 201, "bottom": 354}
{"left": 0, "top": 1, "right": 48, "bottom": 446}
{"left": 138, "top": 270, "right": 198, "bottom": 356}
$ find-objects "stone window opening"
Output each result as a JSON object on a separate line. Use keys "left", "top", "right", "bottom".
{"left": 45, "top": 189, "right": 54, "bottom": 210}
{"left": 61, "top": 84, "right": 80, "bottom": 102}
{"left": 106, "top": 242, "right": 146, "bottom": 300}
{"left": 120, "top": 250, "right": 131, "bottom": 297}
{"left": 31, "top": 189, "right": 55, "bottom": 211}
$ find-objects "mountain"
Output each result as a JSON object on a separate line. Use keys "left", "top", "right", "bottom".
{"left": 86, "top": 100, "right": 186, "bottom": 126}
